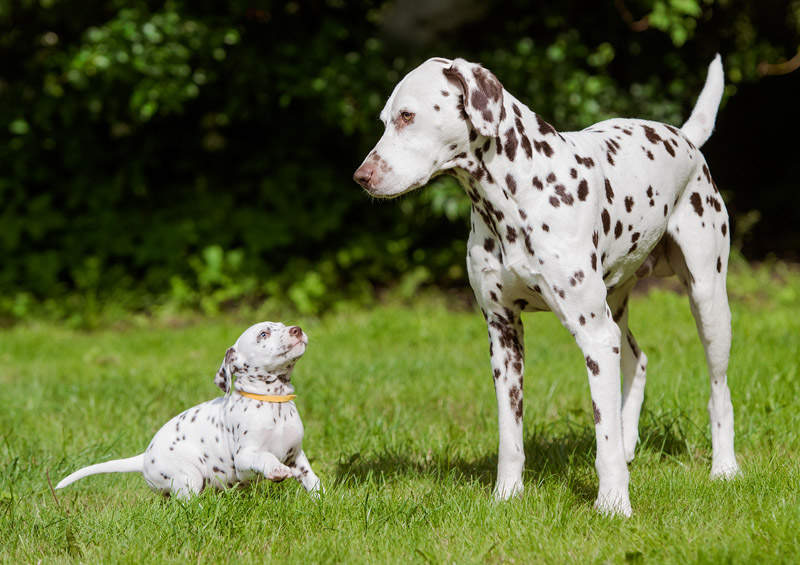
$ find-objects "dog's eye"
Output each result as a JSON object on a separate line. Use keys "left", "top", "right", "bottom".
{"left": 400, "top": 111, "right": 414, "bottom": 123}
{"left": 258, "top": 330, "right": 270, "bottom": 339}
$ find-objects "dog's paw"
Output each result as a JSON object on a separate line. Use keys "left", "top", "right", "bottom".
{"left": 492, "top": 477, "right": 524, "bottom": 501}
{"left": 265, "top": 465, "right": 292, "bottom": 482}
{"left": 594, "top": 490, "right": 633, "bottom": 518}
{"left": 710, "top": 460, "right": 741, "bottom": 480}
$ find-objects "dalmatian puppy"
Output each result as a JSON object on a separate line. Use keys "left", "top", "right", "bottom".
{"left": 56, "top": 322, "right": 321, "bottom": 498}
{"left": 354, "top": 55, "right": 739, "bottom": 516}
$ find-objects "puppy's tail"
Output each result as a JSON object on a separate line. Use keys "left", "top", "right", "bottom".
{"left": 55, "top": 453, "right": 144, "bottom": 489}
{"left": 680, "top": 54, "right": 724, "bottom": 148}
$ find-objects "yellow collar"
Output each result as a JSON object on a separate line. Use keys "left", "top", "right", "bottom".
{"left": 238, "top": 390, "right": 296, "bottom": 403}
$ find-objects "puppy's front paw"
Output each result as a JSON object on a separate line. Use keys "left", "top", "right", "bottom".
{"left": 265, "top": 465, "right": 292, "bottom": 482}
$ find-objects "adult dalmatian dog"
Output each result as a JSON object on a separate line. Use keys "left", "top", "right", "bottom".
{"left": 353, "top": 55, "right": 739, "bottom": 516}
{"left": 56, "top": 322, "right": 321, "bottom": 498}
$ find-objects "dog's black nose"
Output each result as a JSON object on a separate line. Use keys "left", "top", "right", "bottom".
{"left": 288, "top": 326, "right": 303, "bottom": 338}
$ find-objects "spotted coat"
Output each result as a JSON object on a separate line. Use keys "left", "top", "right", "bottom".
{"left": 56, "top": 322, "right": 322, "bottom": 498}
{"left": 354, "top": 55, "right": 740, "bottom": 517}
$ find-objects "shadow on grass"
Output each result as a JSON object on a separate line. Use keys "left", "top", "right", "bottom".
{"left": 334, "top": 407, "right": 698, "bottom": 504}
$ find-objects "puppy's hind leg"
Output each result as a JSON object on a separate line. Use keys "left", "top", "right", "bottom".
{"left": 143, "top": 464, "right": 205, "bottom": 498}
{"left": 170, "top": 471, "right": 206, "bottom": 499}
{"left": 666, "top": 173, "right": 740, "bottom": 479}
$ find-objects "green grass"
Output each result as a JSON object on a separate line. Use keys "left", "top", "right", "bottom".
{"left": 2, "top": 278, "right": 799, "bottom": 563}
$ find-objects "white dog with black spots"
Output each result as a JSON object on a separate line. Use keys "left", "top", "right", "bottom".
{"left": 56, "top": 322, "right": 321, "bottom": 498}
{"left": 354, "top": 55, "right": 739, "bottom": 516}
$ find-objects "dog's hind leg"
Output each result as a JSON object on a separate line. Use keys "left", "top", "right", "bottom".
{"left": 609, "top": 288, "right": 647, "bottom": 463}
{"left": 171, "top": 472, "right": 206, "bottom": 499}
{"left": 665, "top": 170, "right": 740, "bottom": 478}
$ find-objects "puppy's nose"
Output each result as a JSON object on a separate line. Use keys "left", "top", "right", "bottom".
{"left": 288, "top": 326, "right": 303, "bottom": 338}
{"left": 353, "top": 163, "right": 375, "bottom": 189}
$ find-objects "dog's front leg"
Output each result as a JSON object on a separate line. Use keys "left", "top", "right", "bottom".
{"left": 288, "top": 449, "right": 322, "bottom": 496}
{"left": 578, "top": 317, "right": 631, "bottom": 516}
{"left": 483, "top": 307, "right": 526, "bottom": 500}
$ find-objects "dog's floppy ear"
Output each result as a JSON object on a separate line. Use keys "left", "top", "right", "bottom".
{"left": 443, "top": 58, "right": 504, "bottom": 137}
{"left": 215, "top": 347, "right": 238, "bottom": 393}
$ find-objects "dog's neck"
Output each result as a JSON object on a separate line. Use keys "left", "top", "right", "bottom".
{"left": 446, "top": 96, "right": 572, "bottom": 268}
{"left": 233, "top": 364, "right": 296, "bottom": 396}
{"left": 452, "top": 94, "right": 570, "bottom": 201}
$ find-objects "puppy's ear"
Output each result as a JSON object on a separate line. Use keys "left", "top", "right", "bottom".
{"left": 215, "top": 347, "right": 237, "bottom": 393}
{"left": 443, "top": 58, "right": 505, "bottom": 137}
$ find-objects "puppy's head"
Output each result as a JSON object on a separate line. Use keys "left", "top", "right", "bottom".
{"left": 353, "top": 57, "right": 505, "bottom": 198}
{"left": 214, "top": 322, "right": 308, "bottom": 392}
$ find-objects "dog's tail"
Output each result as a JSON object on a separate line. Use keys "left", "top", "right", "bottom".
{"left": 680, "top": 54, "right": 724, "bottom": 148}
{"left": 55, "top": 453, "right": 144, "bottom": 489}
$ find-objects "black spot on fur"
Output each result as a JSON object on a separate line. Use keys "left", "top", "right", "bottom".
{"left": 705, "top": 195, "right": 722, "bottom": 212}
{"left": 534, "top": 140, "right": 554, "bottom": 157}
{"left": 605, "top": 179, "right": 614, "bottom": 204}
{"left": 506, "top": 174, "right": 517, "bottom": 195}
{"left": 690, "top": 192, "right": 704, "bottom": 216}
{"left": 624, "top": 196, "right": 634, "bottom": 213}
{"left": 504, "top": 127, "right": 518, "bottom": 161}
{"left": 506, "top": 225, "right": 517, "bottom": 243}
{"left": 555, "top": 184, "right": 574, "bottom": 205}
{"left": 592, "top": 401, "right": 601, "bottom": 424}
{"left": 578, "top": 180, "right": 589, "bottom": 201}
{"left": 642, "top": 125, "right": 662, "bottom": 144}
{"left": 520, "top": 135, "right": 532, "bottom": 158}
{"left": 536, "top": 114, "right": 557, "bottom": 136}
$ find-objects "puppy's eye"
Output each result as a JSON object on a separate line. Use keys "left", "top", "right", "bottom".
{"left": 258, "top": 330, "right": 270, "bottom": 339}
{"left": 400, "top": 111, "right": 414, "bottom": 123}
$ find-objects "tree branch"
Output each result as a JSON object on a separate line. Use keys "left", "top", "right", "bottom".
{"left": 615, "top": 0, "right": 650, "bottom": 32}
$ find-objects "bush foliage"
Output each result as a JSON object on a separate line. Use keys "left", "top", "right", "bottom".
{"left": 1, "top": 0, "right": 798, "bottom": 320}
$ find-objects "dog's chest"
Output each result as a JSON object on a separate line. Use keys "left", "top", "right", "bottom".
{"left": 230, "top": 400, "right": 304, "bottom": 462}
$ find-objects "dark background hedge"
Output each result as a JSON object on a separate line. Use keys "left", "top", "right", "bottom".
{"left": 2, "top": 0, "right": 798, "bottom": 316}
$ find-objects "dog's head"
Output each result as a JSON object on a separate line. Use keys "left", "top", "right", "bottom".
{"left": 353, "top": 57, "right": 505, "bottom": 198}
{"left": 214, "top": 322, "right": 308, "bottom": 392}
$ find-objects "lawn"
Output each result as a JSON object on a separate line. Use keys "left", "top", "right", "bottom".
{"left": 1, "top": 275, "right": 799, "bottom": 563}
